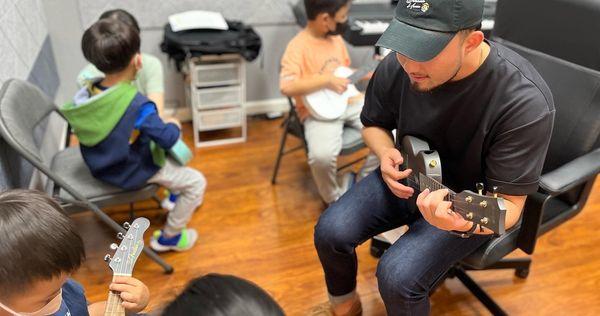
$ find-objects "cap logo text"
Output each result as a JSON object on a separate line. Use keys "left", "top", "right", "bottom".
{"left": 406, "top": 0, "right": 430, "bottom": 12}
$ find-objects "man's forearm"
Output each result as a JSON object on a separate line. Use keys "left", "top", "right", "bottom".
{"left": 459, "top": 194, "right": 526, "bottom": 235}
{"left": 362, "top": 126, "right": 396, "bottom": 158}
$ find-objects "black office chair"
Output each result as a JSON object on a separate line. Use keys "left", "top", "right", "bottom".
{"left": 439, "top": 0, "right": 600, "bottom": 312}
{"left": 271, "top": 97, "right": 367, "bottom": 184}
{"left": 443, "top": 39, "right": 600, "bottom": 315}
{"left": 370, "top": 39, "right": 600, "bottom": 316}
{"left": 492, "top": 0, "right": 600, "bottom": 72}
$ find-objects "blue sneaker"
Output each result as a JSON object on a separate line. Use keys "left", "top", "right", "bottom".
{"left": 150, "top": 228, "right": 198, "bottom": 252}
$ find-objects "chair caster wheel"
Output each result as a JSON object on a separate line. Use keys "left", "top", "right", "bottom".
{"left": 515, "top": 268, "right": 529, "bottom": 279}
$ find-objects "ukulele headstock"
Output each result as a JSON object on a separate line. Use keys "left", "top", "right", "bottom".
{"left": 452, "top": 184, "right": 506, "bottom": 235}
{"left": 104, "top": 218, "right": 149, "bottom": 276}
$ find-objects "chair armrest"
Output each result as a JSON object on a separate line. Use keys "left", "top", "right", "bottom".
{"left": 539, "top": 148, "right": 600, "bottom": 196}
{"left": 516, "top": 192, "right": 551, "bottom": 254}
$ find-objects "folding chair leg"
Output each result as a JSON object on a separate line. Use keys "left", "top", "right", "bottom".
{"left": 272, "top": 120, "right": 290, "bottom": 184}
{"left": 59, "top": 197, "right": 174, "bottom": 274}
{"left": 142, "top": 245, "right": 174, "bottom": 274}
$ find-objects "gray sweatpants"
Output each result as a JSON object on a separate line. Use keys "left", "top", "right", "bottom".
{"left": 303, "top": 102, "right": 379, "bottom": 203}
{"left": 148, "top": 159, "right": 207, "bottom": 236}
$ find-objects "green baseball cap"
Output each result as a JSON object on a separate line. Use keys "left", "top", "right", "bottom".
{"left": 376, "top": 0, "right": 484, "bottom": 62}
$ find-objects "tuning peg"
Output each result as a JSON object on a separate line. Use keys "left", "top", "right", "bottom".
{"left": 123, "top": 222, "right": 131, "bottom": 230}
{"left": 492, "top": 186, "right": 498, "bottom": 198}
{"left": 476, "top": 183, "right": 484, "bottom": 195}
{"left": 110, "top": 243, "right": 119, "bottom": 250}
{"left": 116, "top": 232, "right": 124, "bottom": 240}
{"left": 104, "top": 254, "right": 111, "bottom": 263}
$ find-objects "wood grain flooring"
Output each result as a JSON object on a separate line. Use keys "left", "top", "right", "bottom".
{"left": 72, "top": 117, "right": 600, "bottom": 315}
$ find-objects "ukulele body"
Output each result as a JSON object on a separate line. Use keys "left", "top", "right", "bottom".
{"left": 401, "top": 135, "right": 443, "bottom": 185}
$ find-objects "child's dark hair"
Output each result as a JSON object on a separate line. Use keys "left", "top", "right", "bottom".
{"left": 0, "top": 190, "right": 85, "bottom": 299}
{"left": 81, "top": 18, "right": 140, "bottom": 74}
{"left": 162, "top": 274, "right": 285, "bottom": 316}
{"left": 304, "top": 0, "right": 351, "bottom": 20}
{"left": 99, "top": 8, "right": 140, "bottom": 33}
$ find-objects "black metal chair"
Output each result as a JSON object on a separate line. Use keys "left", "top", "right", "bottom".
{"left": 0, "top": 79, "right": 174, "bottom": 273}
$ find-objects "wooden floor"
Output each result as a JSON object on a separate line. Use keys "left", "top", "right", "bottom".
{"left": 73, "top": 117, "right": 600, "bottom": 315}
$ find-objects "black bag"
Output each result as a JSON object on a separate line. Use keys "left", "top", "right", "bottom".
{"left": 161, "top": 20, "right": 262, "bottom": 71}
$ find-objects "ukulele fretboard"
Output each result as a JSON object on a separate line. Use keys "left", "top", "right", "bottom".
{"left": 407, "top": 173, "right": 456, "bottom": 201}
{"left": 104, "top": 276, "right": 125, "bottom": 316}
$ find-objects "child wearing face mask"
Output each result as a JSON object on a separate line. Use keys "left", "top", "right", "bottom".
{"left": 0, "top": 190, "right": 149, "bottom": 316}
{"left": 279, "top": 0, "right": 379, "bottom": 205}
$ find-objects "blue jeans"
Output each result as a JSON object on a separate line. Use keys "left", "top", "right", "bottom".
{"left": 314, "top": 170, "right": 492, "bottom": 315}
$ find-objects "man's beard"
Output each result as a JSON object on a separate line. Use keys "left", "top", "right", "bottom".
{"left": 410, "top": 81, "right": 435, "bottom": 93}
{"left": 409, "top": 59, "right": 463, "bottom": 93}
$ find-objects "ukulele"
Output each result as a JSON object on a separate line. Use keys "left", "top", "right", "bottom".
{"left": 304, "top": 59, "right": 378, "bottom": 121}
{"left": 103, "top": 217, "right": 150, "bottom": 316}
{"left": 401, "top": 135, "right": 507, "bottom": 234}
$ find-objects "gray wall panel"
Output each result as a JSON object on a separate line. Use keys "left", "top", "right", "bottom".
{"left": 77, "top": 0, "right": 298, "bottom": 29}
{"left": 0, "top": 0, "right": 61, "bottom": 190}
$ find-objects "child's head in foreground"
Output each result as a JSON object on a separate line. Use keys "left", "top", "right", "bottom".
{"left": 0, "top": 190, "right": 85, "bottom": 316}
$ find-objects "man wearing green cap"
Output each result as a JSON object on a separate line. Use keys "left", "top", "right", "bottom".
{"left": 313, "top": 0, "right": 555, "bottom": 314}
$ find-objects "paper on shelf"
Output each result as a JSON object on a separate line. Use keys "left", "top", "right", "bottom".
{"left": 168, "top": 10, "right": 229, "bottom": 32}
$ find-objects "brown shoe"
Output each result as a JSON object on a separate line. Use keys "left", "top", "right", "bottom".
{"left": 307, "top": 299, "right": 362, "bottom": 316}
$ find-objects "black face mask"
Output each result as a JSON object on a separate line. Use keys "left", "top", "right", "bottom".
{"left": 326, "top": 20, "right": 348, "bottom": 36}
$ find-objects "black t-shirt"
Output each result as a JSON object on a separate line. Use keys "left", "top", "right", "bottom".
{"left": 361, "top": 40, "right": 555, "bottom": 196}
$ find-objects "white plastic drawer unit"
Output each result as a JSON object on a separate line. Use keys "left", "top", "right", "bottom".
{"left": 194, "top": 86, "right": 242, "bottom": 110}
{"left": 196, "top": 107, "right": 244, "bottom": 131}
{"left": 192, "top": 62, "right": 241, "bottom": 87}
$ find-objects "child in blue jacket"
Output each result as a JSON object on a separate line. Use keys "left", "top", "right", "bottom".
{"left": 61, "top": 18, "right": 206, "bottom": 252}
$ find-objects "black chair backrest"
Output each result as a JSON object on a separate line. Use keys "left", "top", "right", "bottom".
{"left": 495, "top": 39, "right": 600, "bottom": 175}
{"left": 493, "top": 0, "right": 600, "bottom": 72}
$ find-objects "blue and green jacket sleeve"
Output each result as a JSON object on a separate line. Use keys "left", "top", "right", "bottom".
{"left": 60, "top": 82, "right": 179, "bottom": 190}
